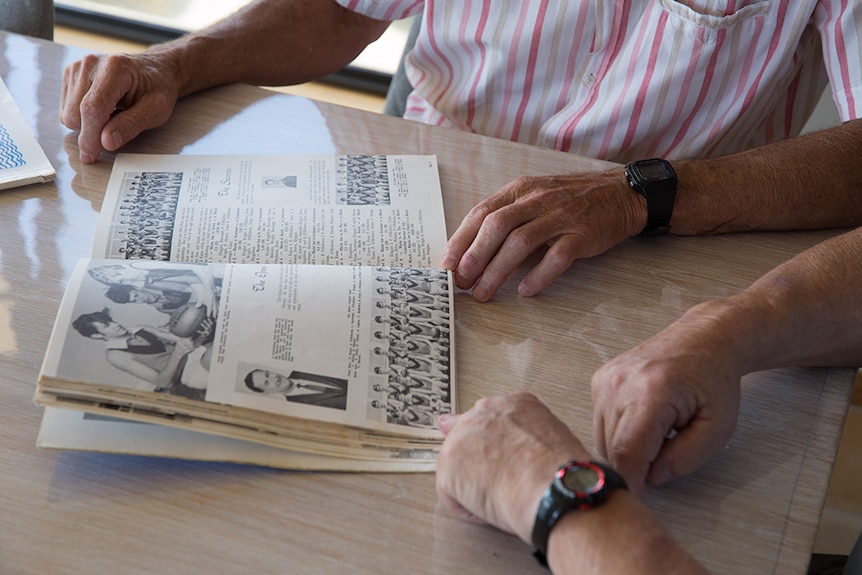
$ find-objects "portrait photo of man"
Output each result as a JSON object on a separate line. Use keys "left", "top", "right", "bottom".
{"left": 242, "top": 368, "right": 348, "bottom": 410}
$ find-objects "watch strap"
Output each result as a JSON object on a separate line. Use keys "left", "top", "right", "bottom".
{"left": 640, "top": 188, "right": 675, "bottom": 237}
{"left": 531, "top": 461, "right": 627, "bottom": 568}
{"left": 625, "top": 158, "right": 677, "bottom": 238}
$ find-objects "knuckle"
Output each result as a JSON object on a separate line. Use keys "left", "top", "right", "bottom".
{"left": 509, "top": 175, "right": 538, "bottom": 191}
{"left": 540, "top": 246, "right": 575, "bottom": 273}
{"left": 500, "top": 224, "right": 533, "bottom": 252}
{"left": 480, "top": 210, "right": 509, "bottom": 234}
{"left": 80, "top": 53, "right": 103, "bottom": 68}
{"left": 100, "top": 53, "right": 133, "bottom": 73}
{"left": 474, "top": 396, "right": 493, "bottom": 411}
{"left": 456, "top": 249, "right": 480, "bottom": 272}
{"left": 78, "top": 95, "right": 107, "bottom": 121}
{"left": 464, "top": 202, "right": 494, "bottom": 225}
{"left": 592, "top": 364, "right": 626, "bottom": 391}
{"left": 61, "top": 63, "right": 76, "bottom": 83}
{"left": 59, "top": 111, "right": 80, "bottom": 130}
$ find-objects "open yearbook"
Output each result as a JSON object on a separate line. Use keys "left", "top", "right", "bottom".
{"left": 36, "top": 154, "right": 454, "bottom": 472}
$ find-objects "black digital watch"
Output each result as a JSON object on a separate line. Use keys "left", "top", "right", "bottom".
{"left": 625, "top": 158, "right": 678, "bottom": 237}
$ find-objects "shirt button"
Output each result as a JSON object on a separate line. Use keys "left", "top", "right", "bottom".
{"left": 583, "top": 73, "right": 596, "bottom": 87}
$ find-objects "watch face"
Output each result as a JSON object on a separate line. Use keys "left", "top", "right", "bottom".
{"left": 559, "top": 465, "right": 601, "bottom": 494}
{"left": 635, "top": 159, "right": 672, "bottom": 182}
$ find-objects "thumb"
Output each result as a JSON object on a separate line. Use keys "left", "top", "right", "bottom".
{"left": 604, "top": 404, "right": 680, "bottom": 496}
{"left": 100, "top": 106, "right": 157, "bottom": 152}
{"left": 647, "top": 419, "right": 733, "bottom": 485}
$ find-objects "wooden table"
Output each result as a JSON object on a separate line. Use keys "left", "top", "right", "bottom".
{"left": 0, "top": 31, "right": 854, "bottom": 575}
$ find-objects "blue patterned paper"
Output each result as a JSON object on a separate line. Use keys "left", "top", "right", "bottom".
{"left": 0, "top": 123, "right": 26, "bottom": 169}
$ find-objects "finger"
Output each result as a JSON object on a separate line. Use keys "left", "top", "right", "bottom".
{"left": 647, "top": 413, "right": 736, "bottom": 486}
{"left": 99, "top": 90, "right": 173, "bottom": 152}
{"left": 517, "top": 233, "right": 587, "bottom": 297}
{"left": 605, "top": 402, "right": 679, "bottom": 493}
{"left": 593, "top": 411, "right": 608, "bottom": 459}
{"left": 441, "top": 207, "right": 487, "bottom": 271}
{"left": 435, "top": 414, "right": 486, "bottom": 523}
{"left": 519, "top": 202, "right": 637, "bottom": 297}
{"left": 76, "top": 70, "right": 134, "bottom": 163}
{"left": 442, "top": 178, "right": 532, "bottom": 270}
{"left": 59, "top": 65, "right": 74, "bottom": 127}
{"left": 591, "top": 370, "right": 613, "bottom": 459}
{"left": 442, "top": 191, "right": 515, "bottom": 269}
{"left": 467, "top": 212, "right": 557, "bottom": 301}
{"left": 59, "top": 58, "right": 96, "bottom": 131}
{"left": 446, "top": 210, "right": 519, "bottom": 293}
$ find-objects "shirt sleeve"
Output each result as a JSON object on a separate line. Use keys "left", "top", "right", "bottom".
{"left": 334, "top": 0, "right": 424, "bottom": 21}
{"left": 815, "top": 1, "right": 862, "bottom": 120}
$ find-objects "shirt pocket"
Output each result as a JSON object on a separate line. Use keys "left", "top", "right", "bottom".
{"left": 657, "top": 0, "right": 772, "bottom": 29}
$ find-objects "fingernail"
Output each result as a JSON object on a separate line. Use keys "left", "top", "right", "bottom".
{"left": 105, "top": 129, "right": 121, "bottom": 151}
{"left": 453, "top": 270, "right": 470, "bottom": 289}
{"left": 471, "top": 284, "right": 488, "bottom": 302}
{"left": 440, "top": 252, "right": 456, "bottom": 270}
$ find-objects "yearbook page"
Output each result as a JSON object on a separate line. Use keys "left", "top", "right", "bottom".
{"left": 37, "top": 257, "right": 454, "bottom": 464}
{"left": 92, "top": 153, "right": 446, "bottom": 267}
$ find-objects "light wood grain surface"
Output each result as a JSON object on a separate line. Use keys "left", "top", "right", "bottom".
{"left": 0, "top": 32, "right": 855, "bottom": 575}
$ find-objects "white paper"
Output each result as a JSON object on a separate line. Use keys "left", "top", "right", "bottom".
{"left": 93, "top": 154, "right": 446, "bottom": 267}
{"left": 38, "top": 408, "right": 435, "bottom": 472}
{"left": 0, "top": 75, "right": 55, "bottom": 190}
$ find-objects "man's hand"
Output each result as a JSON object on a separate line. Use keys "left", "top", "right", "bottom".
{"left": 591, "top": 304, "right": 744, "bottom": 494}
{"left": 436, "top": 392, "right": 590, "bottom": 543}
{"left": 60, "top": 51, "right": 183, "bottom": 163}
{"left": 438, "top": 392, "right": 711, "bottom": 575}
{"left": 440, "top": 170, "right": 645, "bottom": 302}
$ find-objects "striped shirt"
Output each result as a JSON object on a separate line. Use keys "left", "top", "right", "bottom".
{"left": 336, "top": 0, "right": 861, "bottom": 163}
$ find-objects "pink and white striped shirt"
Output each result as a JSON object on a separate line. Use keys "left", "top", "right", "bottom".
{"left": 337, "top": 0, "right": 861, "bottom": 163}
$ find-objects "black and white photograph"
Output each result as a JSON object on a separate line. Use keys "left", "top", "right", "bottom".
{"left": 367, "top": 267, "right": 452, "bottom": 429}
{"left": 237, "top": 364, "right": 349, "bottom": 411}
{"left": 57, "top": 260, "right": 223, "bottom": 401}
{"left": 261, "top": 175, "right": 298, "bottom": 188}
{"left": 110, "top": 170, "right": 183, "bottom": 261}
{"left": 335, "top": 154, "right": 393, "bottom": 206}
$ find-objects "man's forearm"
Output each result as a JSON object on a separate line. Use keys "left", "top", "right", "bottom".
{"left": 547, "top": 491, "right": 709, "bottom": 575}
{"left": 678, "top": 226, "right": 862, "bottom": 373}
{"left": 671, "top": 118, "right": 862, "bottom": 235}
{"left": 151, "top": 0, "right": 390, "bottom": 98}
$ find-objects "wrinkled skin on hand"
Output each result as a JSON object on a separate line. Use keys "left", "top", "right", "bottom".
{"left": 60, "top": 52, "right": 182, "bottom": 163}
{"left": 441, "top": 170, "right": 645, "bottom": 302}
{"left": 436, "top": 392, "right": 591, "bottom": 543}
{"left": 436, "top": 394, "right": 711, "bottom": 575}
{"left": 591, "top": 307, "right": 743, "bottom": 495}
